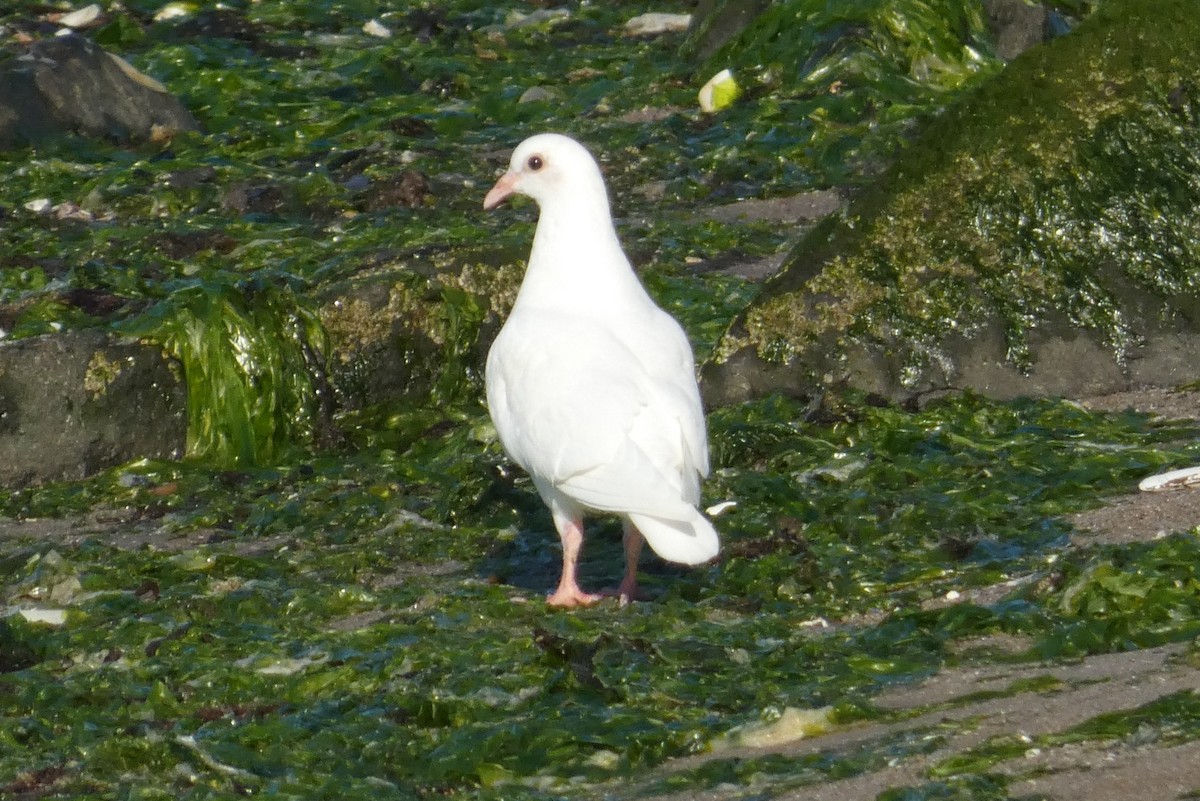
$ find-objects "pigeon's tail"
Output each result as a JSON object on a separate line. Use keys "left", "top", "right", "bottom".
{"left": 626, "top": 510, "right": 719, "bottom": 566}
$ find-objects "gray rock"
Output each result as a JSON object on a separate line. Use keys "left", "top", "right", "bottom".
{"left": 706, "top": 318, "right": 1200, "bottom": 409}
{"left": 0, "top": 329, "right": 186, "bottom": 487}
{"left": 703, "top": 190, "right": 845, "bottom": 225}
{"left": 983, "top": 0, "right": 1049, "bottom": 60}
{"left": 682, "top": 0, "right": 772, "bottom": 65}
{"left": 0, "top": 34, "right": 198, "bottom": 149}
{"left": 517, "top": 86, "right": 555, "bottom": 104}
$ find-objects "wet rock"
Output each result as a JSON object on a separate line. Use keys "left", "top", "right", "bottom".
{"left": 161, "top": 165, "right": 218, "bottom": 190}
{"left": 318, "top": 246, "right": 525, "bottom": 411}
{"left": 356, "top": 170, "right": 431, "bottom": 211}
{"left": 703, "top": 190, "right": 845, "bottom": 225}
{"left": 387, "top": 116, "right": 435, "bottom": 138}
{"left": 405, "top": 9, "right": 446, "bottom": 43}
{"left": 616, "top": 106, "right": 678, "bottom": 124}
{"left": 221, "top": 182, "right": 295, "bottom": 216}
{"left": 517, "top": 85, "right": 555, "bottom": 104}
{"left": 149, "top": 230, "right": 238, "bottom": 260}
{"left": 983, "top": 0, "right": 1049, "bottom": 60}
{"left": 681, "top": 0, "right": 772, "bottom": 64}
{"left": 703, "top": 0, "right": 1200, "bottom": 407}
{"left": 59, "top": 289, "right": 134, "bottom": 320}
{"left": 0, "top": 34, "right": 198, "bottom": 149}
{"left": 0, "top": 329, "right": 185, "bottom": 487}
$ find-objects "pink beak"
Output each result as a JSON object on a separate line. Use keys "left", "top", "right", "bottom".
{"left": 483, "top": 172, "right": 519, "bottom": 210}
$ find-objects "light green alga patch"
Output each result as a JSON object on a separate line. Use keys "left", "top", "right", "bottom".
{"left": 82, "top": 351, "right": 123, "bottom": 398}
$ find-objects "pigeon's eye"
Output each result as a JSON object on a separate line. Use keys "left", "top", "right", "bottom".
{"left": 527, "top": 155, "right": 544, "bottom": 171}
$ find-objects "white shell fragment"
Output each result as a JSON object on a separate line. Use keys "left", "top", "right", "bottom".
{"left": 363, "top": 19, "right": 392, "bottom": 38}
{"left": 1138, "top": 465, "right": 1200, "bottom": 492}
{"left": 59, "top": 4, "right": 102, "bottom": 29}
{"left": 19, "top": 608, "right": 68, "bottom": 626}
{"left": 154, "top": 3, "right": 195, "bottom": 22}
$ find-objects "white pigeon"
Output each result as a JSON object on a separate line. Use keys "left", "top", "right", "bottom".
{"left": 483, "top": 133, "right": 720, "bottom": 607}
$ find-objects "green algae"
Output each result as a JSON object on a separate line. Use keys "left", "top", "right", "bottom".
{"left": 1033, "top": 534, "right": 1200, "bottom": 657}
{"left": 4, "top": 390, "right": 1200, "bottom": 798}
{"left": 120, "top": 277, "right": 330, "bottom": 467}
{"left": 2, "top": 1, "right": 1200, "bottom": 798}
{"left": 700, "top": 0, "right": 1002, "bottom": 183}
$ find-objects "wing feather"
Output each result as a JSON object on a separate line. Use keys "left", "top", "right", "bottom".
{"left": 486, "top": 307, "right": 705, "bottom": 519}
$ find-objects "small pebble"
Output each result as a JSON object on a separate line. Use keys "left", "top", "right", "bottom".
{"left": 118, "top": 472, "right": 152, "bottom": 488}
{"left": 504, "top": 9, "right": 570, "bottom": 30}
{"left": 58, "top": 3, "right": 102, "bottom": 29}
{"left": 153, "top": 3, "right": 194, "bottom": 22}
{"left": 623, "top": 12, "right": 691, "bottom": 37}
{"left": 518, "top": 86, "right": 554, "bottom": 104}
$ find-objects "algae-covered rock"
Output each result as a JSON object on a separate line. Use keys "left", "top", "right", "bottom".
{"left": 318, "top": 246, "right": 526, "bottom": 412}
{"left": 704, "top": 0, "right": 1200, "bottom": 406}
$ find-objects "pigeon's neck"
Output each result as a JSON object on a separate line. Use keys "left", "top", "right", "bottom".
{"left": 517, "top": 194, "right": 649, "bottom": 310}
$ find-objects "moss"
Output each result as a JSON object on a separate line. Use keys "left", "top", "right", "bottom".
{"left": 82, "top": 351, "right": 123, "bottom": 399}
{"left": 318, "top": 254, "right": 524, "bottom": 412}
{"left": 320, "top": 296, "right": 395, "bottom": 361}
{"left": 445, "top": 260, "right": 524, "bottom": 320}
{"left": 721, "top": 0, "right": 1200, "bottom": 385}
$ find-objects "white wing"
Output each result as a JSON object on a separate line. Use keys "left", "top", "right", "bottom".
{"left": 487, "top": 307, "right": 706, "bottom": 521}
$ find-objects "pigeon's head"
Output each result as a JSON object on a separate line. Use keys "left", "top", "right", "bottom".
{"left": 483, "top": 133, "right": 607, "bottom": 212}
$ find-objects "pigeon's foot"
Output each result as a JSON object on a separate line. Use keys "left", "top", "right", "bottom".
{"left": 617, "top": 576, "right": 641, "bottom": 607}
{"left": 547, "top": 586, "right": 602, "bottom": 608}
{"left": 614, "top": 524, "right": 645, "bottom": 606}
{"left": 546, "top": 516, "right": 599, "bottom": 607}
{"left": 600, "top": 577, "right": 645, "bottom": 607}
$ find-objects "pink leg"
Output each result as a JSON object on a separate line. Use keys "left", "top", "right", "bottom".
{"left": 616, "top": 522, "right": 645, "bottom": 606}
{"left": 547, "top": 516, "right": 601, "bottom": 608}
